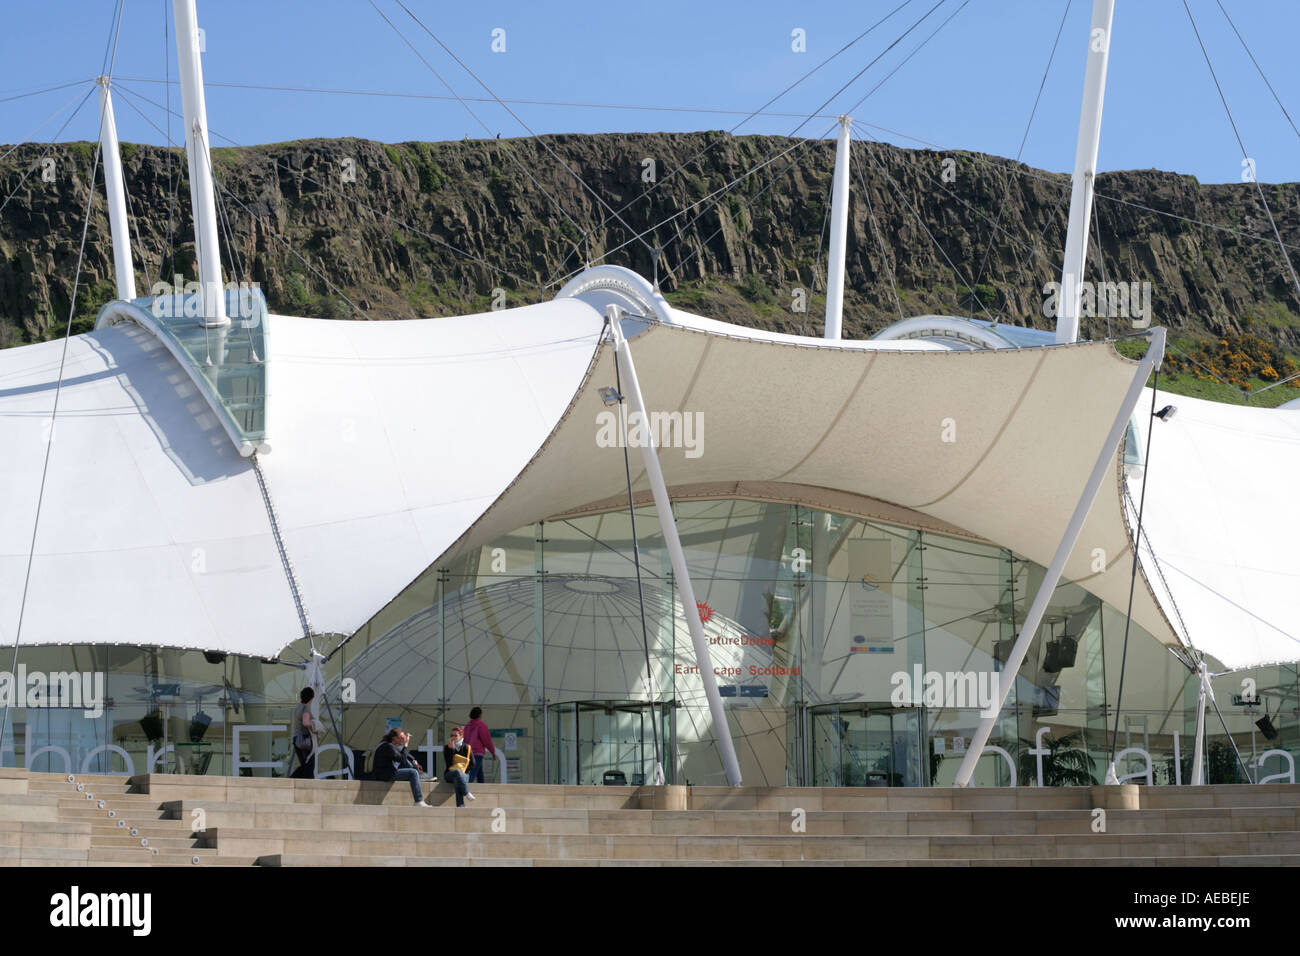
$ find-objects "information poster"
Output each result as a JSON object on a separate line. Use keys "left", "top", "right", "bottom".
{"left": 848, "top": 538, "right": 894, "bottom": 654}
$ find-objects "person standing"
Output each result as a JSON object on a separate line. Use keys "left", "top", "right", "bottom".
{"left": 442, "top": 726, "right": 475, "bottom": 808}
{"left": 290, "top": 687, "right": 324, "bottom": 779}
{"left": 462, "top": 707, "right": 497, "bottom": 784}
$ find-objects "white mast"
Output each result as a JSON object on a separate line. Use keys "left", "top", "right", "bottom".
{"left": 173, "top": 0, "right": 228, "bottom": 328}
{"left": 1188, "top": 660, "right": 1213, "bottom": 786}
{"left": 608, "top": 304, "right": 744, "bottom": 787}
{"left": 1055, "top": 0, "right": 1114, "bottom": 344}
{"left": 953, "top": 327, "right": 1165, "bottom": 787}
{"left": 824, "top": 115, "right": 853, "bottom": 340}
{"left": 96, "top": 76, "right": 136, "bottom": 302}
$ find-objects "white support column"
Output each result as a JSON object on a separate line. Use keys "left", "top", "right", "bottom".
{"left": 953, "top": 327, "right": 1165, "bottom": 787}
{"left": 173, "top": 0, "right": 228, "bottom": 328}
{"left": 1189, "top": 661, "right": 1210, "bottom": 786}
{"left": 96, "top": 77, "right": 136, "bottom": 302}
{"left": 824, "top": 116, "right": 853, "bottom": 340}
{"left": 608, "top": 305, "right": 743, "bottom": 787}
{"left": 1055, "top": 0, "right": 1115, "bottom": 344}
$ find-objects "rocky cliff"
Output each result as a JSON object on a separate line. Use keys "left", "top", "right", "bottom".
{"left": 2, "top": 132, "right": 1298, "bottom": 354}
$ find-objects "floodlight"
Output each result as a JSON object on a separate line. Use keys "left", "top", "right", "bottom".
{"left": 1154, "top": 405, "right": 1177, "bottom": 422}
{"left": 599, "top": 386, "right": 623, "bottom": 406}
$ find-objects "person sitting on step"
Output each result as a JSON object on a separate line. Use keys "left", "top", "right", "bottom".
{"left": 373, "top": 728, "right": 432, "bottom": 807}
{"left": 442, "top": 726, "right": 475, "bottom": 808}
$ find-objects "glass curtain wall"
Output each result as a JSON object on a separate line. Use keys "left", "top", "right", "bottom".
{"left": 6, "top": 501, "right": 1295, "bottom": 786}
{"left": 332, "top": 499, "right": 1263, "bottom": 787}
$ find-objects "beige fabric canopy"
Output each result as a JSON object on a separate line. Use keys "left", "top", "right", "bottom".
{"left": 431, "top": 321, "right": 1177, "bottom": 649}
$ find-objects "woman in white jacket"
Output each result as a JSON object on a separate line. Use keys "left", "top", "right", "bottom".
{"left": 290, "top": 687, "right": 324, "bottom": 779}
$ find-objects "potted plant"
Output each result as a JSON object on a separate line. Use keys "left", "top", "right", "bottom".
{"left": 1016, "top": 730, "right": 1098, "bottom": 786}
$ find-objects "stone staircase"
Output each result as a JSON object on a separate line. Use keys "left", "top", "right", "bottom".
{"left": 0, "top": 768, "right": 256, "bottom": 866}
{"left": 3, "top": 767, "right": 1299, "bottom": 866}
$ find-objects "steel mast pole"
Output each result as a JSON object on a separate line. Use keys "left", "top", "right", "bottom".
{"left": 1056, "top": 0, "right": 1114, "bottom": 344}
{"left": 173, "top": 0, "right": 228, "bottom": 329}
{"left": 953, "top": 328, "right": 1165, "bottom": 787}
{"left": 824, "top": 116, "right": 853, "bottom": 340}
{"left": 1189, "top": 660, "right": 1210, "bottom": 785}
{"left": 96, "top": 77, "right": 136, "bottom": 302}
{"left": 607, "top": 305, "right": 743, "bottom": 786}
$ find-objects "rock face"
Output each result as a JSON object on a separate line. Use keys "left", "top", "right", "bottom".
{"left": 1, "top": 132, "right": 1298, "bottom": 350}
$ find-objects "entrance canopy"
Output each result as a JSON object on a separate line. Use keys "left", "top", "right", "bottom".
{"left": 428, "top": 320, "right": 1179, "bottom": 653}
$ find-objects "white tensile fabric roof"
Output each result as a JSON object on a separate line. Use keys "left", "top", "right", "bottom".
{"left": 2, "top": 288, "right": 1294, "bottom": 672}
{"left": 0, "top": 299, "right": 606, "bottom": 656}
{"left": 1128, "top": 389, "right": 1300, "bottom": 671}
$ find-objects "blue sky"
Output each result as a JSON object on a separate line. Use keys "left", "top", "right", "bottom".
{"left": 2, "top": 0, "right": 1298, "bottom": 184}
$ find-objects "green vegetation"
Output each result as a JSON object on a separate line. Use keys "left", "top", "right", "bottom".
{"left": 281, "top": 273, "right": 311, "bottom": 310}
{"left": 959, "top": 283, "right": 998, "bottom": 310}
{"left": 1243, "top": 298, "right": 1296, "bottom": 332}
{"left": 70, "top": 278, "right": 117, "bottom": 334}
{"left": 210, "top": 148, "right": 240, "bottom": 171}
{"left": 313, "top": 296, "right": 352, "bottom": 320}
{"left": 725, "top": 194, "right": 749, "bottom": 232}
{"left": 384, "top": 143, "right": 445, "bottom": 192}
{"left": 1165, "top": 332, "right": 1298, "bottom": 390}
{"left": 65, "top": 141, "right": 94, "bottom": 167}
{"left": 1116, "top": 333, "right": 1300, "bottom": 408}
{"left": 663, "top": 281, "right": 711, "bottom": 312}
{"left": 681, "top": 172, "right": 707, "bottom": 200}
{"left": 739, "top": 272, "right": 775, "bottom": 306}
{"left": 558, "top": 219, "right": 581, "bottom": 244}
{"left": 1015, "top": 731, "right": 1098, "bottom": 787}
{"left": 408, "top": 142, "right": 445, "bottom": 192}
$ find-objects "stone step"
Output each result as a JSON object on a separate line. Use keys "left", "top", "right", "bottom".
{"left": 145, "top": 858, "right": 261, "bottom": 867}
{"left": 199, "top": 826, "right": 1300, "bottom": 862}
{"left": 84, "top": 846, "right": 238, "bottom": 864}
{"left": 0, "top": 845, "right": 90, "bottom": 864}
{"left": 91, "top": 834, "right": 202, "bottom": 850}
{"left": 0, "top": 796, "right": 61, "bottom": 823}
{"left": 1140, "top": 786, "right": 1300, "bottom": 809}
{"left": 19, "top": 770, "right": 1300, "bottom": 808}
{"left": 254, "top": 851, "right": 1300, "bottom": 867}
{"left": 50, "top": 792, "right": 162, "bottom": 806}
{"left": 28, "top": 776, "right": 132, "bottom": 793}
{"left": 160, "top": 800, "right": 1300, "bottom": 838}
{"left": 90, "top": 820, "right": 194, "bottom": 835}
{"left": 61, "top": 811, "right": 170, "bottom": 827}
{"left": 0, "top": 821, "right": 92, "bottom": 852}
{"left": 7, "top": 770, "right": 1300, "bottom": 868}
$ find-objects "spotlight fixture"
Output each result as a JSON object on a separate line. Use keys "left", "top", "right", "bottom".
{"left": 993, "top": 638, "right": 1015, "bottom": 667}
{"left": 1042, "top": 621, "right": 1078, "bottom": 674}
{"left": 202, "top": 650, "right": 226, "bottom": 665}
{"left": 598, "top": 386, "right": 623, "bottom": 407}
{"left": 1256, "top": 715, "right": 1279, "bottom": 741}
{"left": 189, "top": 711, "right": 212, "bottom": 743}
{"left": 1154, "top": 405, "right": 1177, "bottom": 422}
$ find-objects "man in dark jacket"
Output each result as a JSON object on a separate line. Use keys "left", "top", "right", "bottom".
{"left": 373, "top": 729, "right": 431, "bottom": 807}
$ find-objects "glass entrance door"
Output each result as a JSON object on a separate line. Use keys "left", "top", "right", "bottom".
{"left": 809, "top": 704, "right": 924, "bottom": 787}
{"left": 547, "top": 700, "right": 674, "bottom": 786}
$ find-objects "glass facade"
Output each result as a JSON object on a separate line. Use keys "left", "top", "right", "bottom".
{"left": 4, "top": 498, "right": 1296, "bottom": 787}
{"left": 334, "top": 498, "right": 1300, "bottom": 788}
